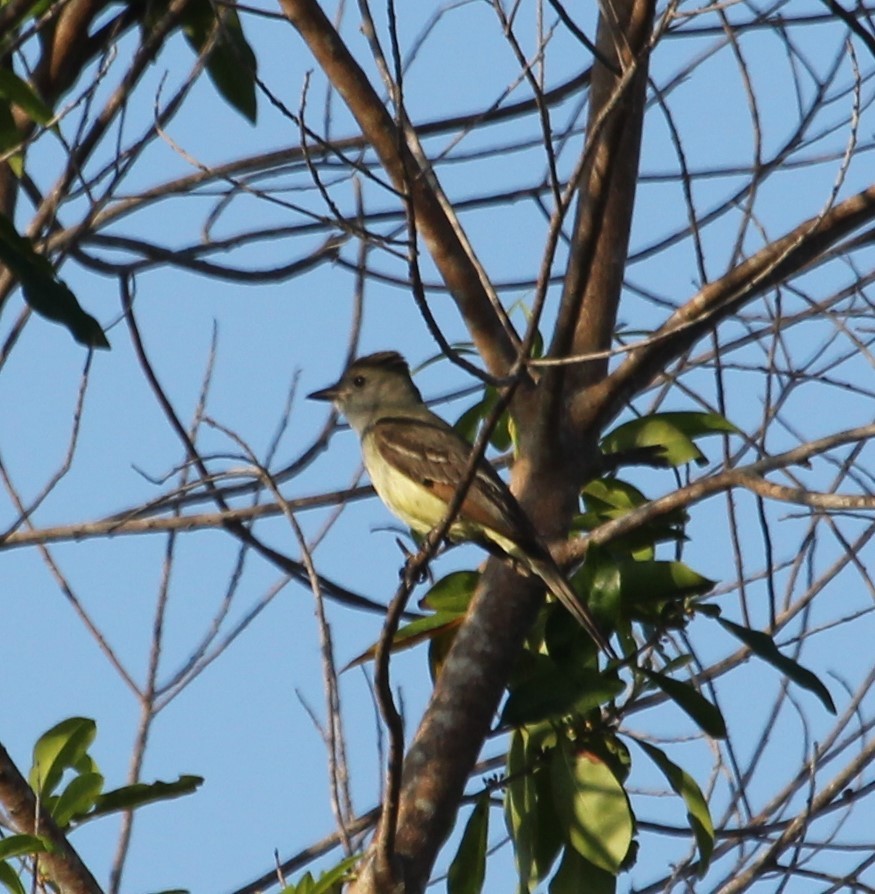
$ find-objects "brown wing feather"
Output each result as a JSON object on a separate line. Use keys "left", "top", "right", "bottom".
{"left": 370, "top": 417, "right": 540, "bottom": 550}
{"left": 370, "top": 418, "right": 614, "bottom": 656}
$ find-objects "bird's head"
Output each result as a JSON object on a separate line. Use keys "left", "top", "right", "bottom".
{"left": 308, "top": 351, "right": 424, "bottom": 432}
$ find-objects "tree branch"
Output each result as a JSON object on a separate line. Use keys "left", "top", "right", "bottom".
{"left": 0, "top": 742, "right": 105, "bottom": 894}
{"left": 276, "top": 0, "right": 521, "bottom": 378}
{"left": 548, "top": 0, "right": 655, "bottom": 415}
{"left": 582, "top": 183, "right": 875, "bottom": 433}
{"left": 560, "top": 423, "right": 875, "bottom": 564}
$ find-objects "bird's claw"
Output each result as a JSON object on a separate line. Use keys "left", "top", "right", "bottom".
{"left": 395, "top": 538, "right": 432, "bottom": 586}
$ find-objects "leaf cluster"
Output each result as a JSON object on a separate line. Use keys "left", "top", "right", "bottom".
{"left": 353, "top": 394, "right": 837, "bottom": 892}
{"left": 0, "top": 718, "right": 202, "bottom": 894}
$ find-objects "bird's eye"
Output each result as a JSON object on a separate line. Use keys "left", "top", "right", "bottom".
{"left": 352, "top": 374, "right": 366, "bottom": 388}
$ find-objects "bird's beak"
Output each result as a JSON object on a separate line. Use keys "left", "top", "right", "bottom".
{"left": 307, "top": 383, "right": 341, "bottom": 402}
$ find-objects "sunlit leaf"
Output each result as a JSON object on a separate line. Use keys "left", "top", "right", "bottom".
{"left": 419, "top": 570, "right": 479, "bottom": 612}
{"left": 0, "top": 835, "right": 49, "bottom": 861}
{"left": 717, "top": 618, "right": 836, "bottom": 714}
{"left": 279, "top": 855, "right": 357, "bottom": 894}
{"left": 615, "top": 560, "right": 715, "bottom": 604}
{"left": 88, "top": 775, "right": 204, "bottom": 819}
{"left": 640, "top": 669, "right": 727, "bottom": 738}
{"left": 447, "top": 794, "right": 489, "bottom": 894}
{"left": 577, "top": 479, "right": 688, "bottom": 558}
{"left": 550, "top": 741, "right": 633, "bottom": 874}
{"left": 652, "top": 411, "right": 739, "bottom": 437}
{"left": 52, "top": 771, "right": 104, "bottom": 827}
{"left": 581, "top": 478, "right": 647, "bottom": 512}
{"left": 29, "top": 717, "right": 97, "bottom": 798}
{"left": 602, "top": 412, "right": 737, "bottom": 467}
{"left": 636, "top": 740, "right": 714, "bottom": 874}
{"left": 344, "top": 612, "right": 462, "bottom": 670}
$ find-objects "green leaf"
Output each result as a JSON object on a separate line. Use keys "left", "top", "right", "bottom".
{"left": 0, "top": 216, "right": 109, "bottom": 348}
{"left": 420, "top": 570, "right": 479, "bottom": 612}
{"left": 550, "top": 741, "right": 633, "bottom": 875}
{"left": 640, "top": 669, "right": 727, "bottom": 738}
{"left": 602, "top": 412, "right": 737, "bottom": 467}
{"left": 577, "top": 479, "right": 689, "bottom": 559}
{"left": 278, "top": 855, "right": 357, "bottom": 894}
{"left": 455, "top": 400, "right": 486, "bottom": 444}
{"left": 581, "top": 478, "right": 647, "bottom": 512}
{"left": 717, "top": 618, "right": 836, "bottom": 714}
{"left": 344, "top": 611, "right": 462, "bottom": 670}
{"left": 0, "top": 835, "right": 49, "bottom": 861}
{"left": 636, "top": 740, "right": 714, "bottom": 874}
{"left": 502, "top": 659, "right": 623, "bottom": 727}
{"left": 548, "top": 847, "right": 616, "bottom": 894}
{"left": 427, "top": 621, "right": 460, "bottom": 684}
{"left": 88, "top": 775, "right": 204, "bottom": 819}
{"left": 543, "top": 605, "right": 600, "bottom": 673}
{"left": 454, "top": 386, "right": 512, "bottom": 451}
{"left": 0, "top": 69, "right": 52, "bottom": 125}
{"left": 0, "top": 861, "right": 26, "bottom": 894}
{"left": 180, "top": 0, "right": 257, "bottom": 122}
{"left": 507, "top": 299, "right": 545, "bottom": 360}
{"left": 280, "top": 878, "right": 310, "bottom": 894}
{"left": 654, "top": 411, "right": 739, "bottom": 437}
{"left": 447, "top": 794, "right": 489, "bottom": 894}
{"left": 616, "top": 561, "right": 715, "bottom": 604}
{"left": 29, "top": 717, "right": 97, "bottom": 798}
{"left": 505, "top": 728, "right": 563, "bottom": 891}
{"left": 52, "top": 771, "right": 105, "bottom": 827}
{"left": 310, "top": 855, "right": 358, "bottom": 894}
{"left": 571, "top": 550, "right": 622, "bottom": 624}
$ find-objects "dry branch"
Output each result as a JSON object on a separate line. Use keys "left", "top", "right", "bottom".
{"left": 277, "top": 0, "right": 521, "bottom": 378}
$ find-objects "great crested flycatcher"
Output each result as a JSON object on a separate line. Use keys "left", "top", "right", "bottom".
{"left": 309, "top": 351, "right": 612, "bottom": 655}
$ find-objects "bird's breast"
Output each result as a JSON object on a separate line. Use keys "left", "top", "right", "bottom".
{"left": 362, "top": 435, "right": 447, "bottom": 535}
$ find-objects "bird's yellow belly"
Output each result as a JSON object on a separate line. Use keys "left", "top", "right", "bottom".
{"left": 362, "top": 437, "right": 520, "bottom": 555}
{"left": 364, "top": 444, "right": 447, "bottom": 534}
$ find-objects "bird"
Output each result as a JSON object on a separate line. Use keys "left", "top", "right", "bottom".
{"left": 308, "top": 350, "right": 613, "bottom": 656}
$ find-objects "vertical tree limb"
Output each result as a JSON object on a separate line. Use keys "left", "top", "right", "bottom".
{"left": 0, "top": 742, "right": 105, "bottom": 894}
{"left": 547, "top": 0, "right": 655, "bottom": 429}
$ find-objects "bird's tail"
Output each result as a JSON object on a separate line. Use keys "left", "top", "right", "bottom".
{"left": 527, "top": 555, "right": 616, "bottom": 658}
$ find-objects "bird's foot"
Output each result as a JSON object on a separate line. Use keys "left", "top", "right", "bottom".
{"left": 396, "top": 538, "right": 433, "bottom": 586}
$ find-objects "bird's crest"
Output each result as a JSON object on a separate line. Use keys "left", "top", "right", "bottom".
{"left": 351, "top": 351, "right": 411, "bottom": 378}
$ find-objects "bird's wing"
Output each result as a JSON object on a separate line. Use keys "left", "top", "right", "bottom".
{"left": 371, "top": 417, "right": 614, "bottom": 657}
{"left": 369, "top": 416, "right": 536, "bottom": 548}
